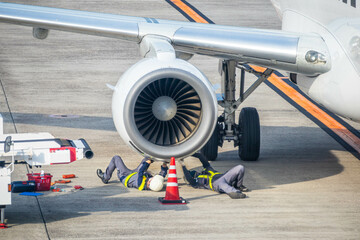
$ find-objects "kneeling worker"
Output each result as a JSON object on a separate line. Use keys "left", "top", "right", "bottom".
{"left": 182, "top": 153, "right": 248, "bottom": 199}
{"left": 97, "top": 155, "right": 168, "bottom": 192}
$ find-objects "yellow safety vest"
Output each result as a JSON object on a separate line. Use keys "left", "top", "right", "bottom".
{"left": 197, "top": 170, "right": 221, "bottom": 190}
{"left": 123, "top": 172, "right": 147, "bottom": 191}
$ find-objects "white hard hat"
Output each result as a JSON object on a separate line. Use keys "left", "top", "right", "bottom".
{"left": 149, "top": 175, "right": 164, "bottom": 192}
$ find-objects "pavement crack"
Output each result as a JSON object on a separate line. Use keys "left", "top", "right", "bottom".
{"left": 0, "top": 77, "right": 17, "bottom": 133}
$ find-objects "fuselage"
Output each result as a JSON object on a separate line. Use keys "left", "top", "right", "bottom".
{"left": 272, "top": 0, "right": 360, "bottom": 122}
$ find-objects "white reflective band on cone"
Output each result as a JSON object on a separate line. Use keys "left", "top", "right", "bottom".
{"left": 168, "top": 174, "right": 177, "bottom": 178}
{"left": 166, "top": 182, "right": 178, "bottom": 187}
{"left": 169, "top": 166, "right": 176, "bottom": 169}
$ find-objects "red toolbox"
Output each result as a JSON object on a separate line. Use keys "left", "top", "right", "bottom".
{"left": 27, "top": 173, "right": 53, "bottom": 191}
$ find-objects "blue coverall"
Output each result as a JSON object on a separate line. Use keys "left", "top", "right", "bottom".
{"left": 103, "top": 155, "right": 168, "bottom": 190}
{"left": 183, "top": 153, "right": 245, "bottom": 194}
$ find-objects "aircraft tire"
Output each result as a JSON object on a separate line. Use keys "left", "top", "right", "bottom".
{"left": 238, "top": 107, "right": 260, "bottom": 161}
{"left": 200, "top": 123, "right": 219, "bottom": 161}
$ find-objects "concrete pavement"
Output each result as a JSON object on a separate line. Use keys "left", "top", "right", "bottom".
{"left": 0, "top": 0, "right": 359, "bottom": 239}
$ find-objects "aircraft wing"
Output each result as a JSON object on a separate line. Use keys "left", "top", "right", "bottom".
{"left": 0, "top": 2, "right": 331, "bottom": 75}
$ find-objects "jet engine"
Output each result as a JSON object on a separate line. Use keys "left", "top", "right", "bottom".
{"left": 112, "top": 57, "right": 218, "bottom": 160}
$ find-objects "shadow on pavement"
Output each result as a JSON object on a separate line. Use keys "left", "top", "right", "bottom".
{"left": 2, "top": 112, "right": 348, "bottom": 192}
{"left": 187, "top": 125, "right": 346, "bottom": 191}
{"left": 1, "top": 112, "right": 350, "bottom": 225}
{"left": 6, "top": 183, "right": 189, "bottom": 227}
{"left": 1, "top": 112, "right": 116, "bottom": 131}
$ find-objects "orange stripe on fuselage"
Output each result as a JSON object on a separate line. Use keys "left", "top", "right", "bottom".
{"left": 169, "top": 0, "right": 209, "bottom": 23}
{"left": 251, "top": 65, "right": 360, "bottom": 154}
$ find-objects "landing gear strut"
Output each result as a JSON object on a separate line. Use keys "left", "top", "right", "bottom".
{"left": 201, "top": 60, "right": 272, "bottom": 161}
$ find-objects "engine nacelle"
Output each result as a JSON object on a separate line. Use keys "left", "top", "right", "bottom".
{"left": 112, "top": 57, "right": 218, "bottom": 160}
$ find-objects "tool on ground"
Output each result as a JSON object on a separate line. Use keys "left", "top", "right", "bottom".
{"left": 158, "top": 157, "right": 187, "bottom": 205}
{"left": 62, "top": 174, "right": 75, "bottom": 179}
{"left": 55, "top": 180, "right": 71, "bottom": 184}
{"left": 74, "top": 185, "right": 84, "bottom": 190}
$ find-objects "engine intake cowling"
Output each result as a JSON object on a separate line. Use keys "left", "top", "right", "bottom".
{"left": 112, "top": 57, "right": 217, "bottom": 160}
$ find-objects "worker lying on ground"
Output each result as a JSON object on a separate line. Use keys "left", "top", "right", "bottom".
{"left": 181, "top": 152, "right": 249, "bottom": 199}
{"left": 191, "top": 152, "right": 219, "bottom": 174}
{"left": 97, "top": 155, "right": 168, "bottom": 191}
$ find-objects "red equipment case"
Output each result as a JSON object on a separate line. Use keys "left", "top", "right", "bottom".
{"left": 27, "top": 173, "right": 53, "bottom": 191}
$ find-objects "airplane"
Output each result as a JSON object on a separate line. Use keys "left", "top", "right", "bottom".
{"left": 0, "top": 0, "right": 359, "bottom": 162}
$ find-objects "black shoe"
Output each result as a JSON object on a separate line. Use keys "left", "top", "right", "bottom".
{"left": 227, "top": 191, "right": 246, "bottom": 199}
{"left": 190, "top": 170, "right": 199, "bottom": 178}
{"left": 96, "top": 169, "right": 108, "bottom": 184}
{"left": 239, "top": 185, "right": 250, "bottom": 192}
{"left": 182, "top": 167, "right": 198, "bottom": 187}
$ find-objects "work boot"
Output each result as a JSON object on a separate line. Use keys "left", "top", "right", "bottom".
{"left": 96, "top": 169, "right": 108, "bottom": 184}
{"left": 182, "top": 166, "right": 198, "bottom": 187}
{"left": 227, "top": 191, "right": 246, "bottom": 199}
{"left": 190, "top": 170, "right": 200, "bottom": 178}
{"left": 239, "top": 185, "right": 250, "bottom": 192}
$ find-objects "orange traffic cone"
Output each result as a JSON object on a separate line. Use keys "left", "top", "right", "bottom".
{"left": 159, "top": 157, "right": 187, "bottom": 204}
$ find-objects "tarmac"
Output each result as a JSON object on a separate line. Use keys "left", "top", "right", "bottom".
{"left": 0, "top": 0, "right": 360, "bottom": 239}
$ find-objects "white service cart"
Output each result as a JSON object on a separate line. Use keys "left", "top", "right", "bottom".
{"left": 0, "top": 114, "right": 93, "bottom": 228}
